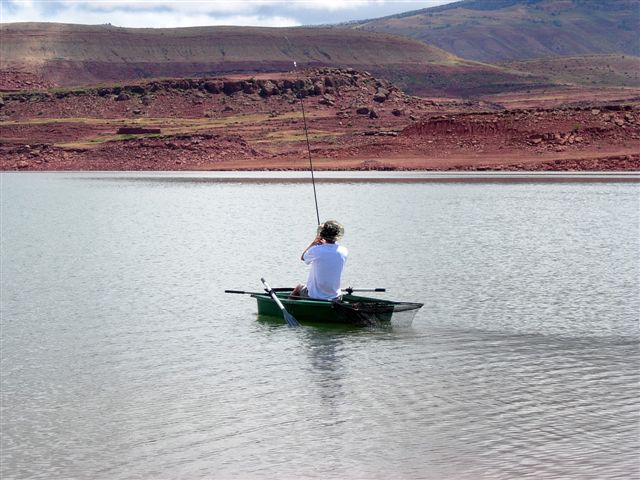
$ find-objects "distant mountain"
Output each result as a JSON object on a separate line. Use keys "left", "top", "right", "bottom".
{"left": 349, "top": 0, "right": 640, "bottom": 62}
{"left": 0, "top": 22, "right": 545, "bottom": 96}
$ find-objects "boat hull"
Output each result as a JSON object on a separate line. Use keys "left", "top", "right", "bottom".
{"left": 252, "top": 292, "right": 422, "bottom": 326}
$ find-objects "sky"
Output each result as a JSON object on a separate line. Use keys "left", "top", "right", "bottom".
{"left": 0, "top": 0, "right": 457, "bottom": 28}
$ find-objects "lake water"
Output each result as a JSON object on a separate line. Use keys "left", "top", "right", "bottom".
{"left": 1, "top": 171, "right": 639, "bottom": 479}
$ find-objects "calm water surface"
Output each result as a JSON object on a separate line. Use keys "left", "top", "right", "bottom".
{"left": 1, "top": 172, "right": 639, "bottom": 479}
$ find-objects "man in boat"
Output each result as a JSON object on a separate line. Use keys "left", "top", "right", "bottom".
{"left": 291, "top": 220, "right": 347, "bottom": 301}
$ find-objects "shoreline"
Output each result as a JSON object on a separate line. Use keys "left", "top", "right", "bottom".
{"left": 6, "top": 170, "right": 640, "bottom": 182}
{"left": 4, "top": 151, "right": 637, "bottom": 172}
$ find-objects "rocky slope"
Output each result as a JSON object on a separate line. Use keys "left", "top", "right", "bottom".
{"left": 349, "top": 0, "right": 640, "bottom": 62}
{"left": 1, "top": 68, "right": 638, "bottom": 171}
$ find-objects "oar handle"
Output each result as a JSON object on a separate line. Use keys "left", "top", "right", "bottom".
{"left": 342, "top": 287, "right": 386, "bottom": 294}
{"left": 225, "top": 288, "right": 293, "bottom": 295}
{"left": 261, "top": 278, "right": 285, "bottom": 312}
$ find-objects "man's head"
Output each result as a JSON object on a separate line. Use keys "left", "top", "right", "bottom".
{"left": 317, "top": 220, "right": 344, "bottom": 243}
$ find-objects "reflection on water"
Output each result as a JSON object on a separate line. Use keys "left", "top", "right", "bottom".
{"left": 1, "top": 172, "right": 639, "bottom": 480}
{"left": 302, "top": 330, "right": 346, "bottom": 412}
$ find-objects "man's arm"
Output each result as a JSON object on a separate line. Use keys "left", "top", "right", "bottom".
{"left": 301, "top": 235, "right": 324, "bottom": 261}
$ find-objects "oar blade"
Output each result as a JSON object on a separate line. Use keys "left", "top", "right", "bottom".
{"left": 283, "top": 310, "right": 300, "bottom": 327}
{"left": 261, "top": 277, "right": 300, "bottom": 328}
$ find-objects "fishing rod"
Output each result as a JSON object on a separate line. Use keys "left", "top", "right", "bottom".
{"left": 294, "top": 61, "right": 320, "bottom": 225}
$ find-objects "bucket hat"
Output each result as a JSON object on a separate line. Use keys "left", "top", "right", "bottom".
{"left": 317, "top": 220, "right": 344, "bottom": 242}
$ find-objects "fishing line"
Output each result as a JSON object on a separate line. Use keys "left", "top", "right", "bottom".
{"left": 295, "top": 61, "right": 320, "bottom": 225}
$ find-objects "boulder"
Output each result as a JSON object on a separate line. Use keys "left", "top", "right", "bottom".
{"left": 356, "top": 106, "right": 370, "bottom": 115}
{"left": 115, "top": 93, "right": 130, "bottom": 101}
{"left": 294, "top": 79, "right": 313, "bottom": 96}
{"left": 369, "top": 109, "right": 379, "bottom": 119}
{"left": 242, "top": 81, "right": 258, "bottom": 94}
{"left": 373, "top": 88, "right": 389, "bottom": 103}
{"left": 204, "top": 81, "right": 223, "bottom": 94}
{"left": 280, "top": 80, "right": 294, "bottom": 91}
{"left": 319, "top": 94, "right": 335, "bottom": 106}
{"left": 258, "top": 80, "right": 278, "bottom": 97}
{"left": 324, "top": 77, "right": 336, "bottom": 88}
{"left": 128, "top": 85, "right": 146, "bottom": 95}
{"left": 223, "top": 81, "right": 243, "bottom": 95}
{"left": 171, "top": 79, "right": 194, "bottom": 90}
{"left": 117, "top": 127, "right": 161, "bottom": 134}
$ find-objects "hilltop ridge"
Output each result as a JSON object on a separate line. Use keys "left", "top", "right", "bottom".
{"left": 349, "top": 0, "right": 640, "bottom": 62}
{"left": 0, "top": 22, "right": 542, "bottom": 96}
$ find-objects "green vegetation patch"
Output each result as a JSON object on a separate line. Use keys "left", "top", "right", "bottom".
{"left": 256, "top": 129, "right": 339, "bottom": 143}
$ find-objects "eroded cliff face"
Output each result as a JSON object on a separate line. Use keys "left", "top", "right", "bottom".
{"left": 0, "top": 68, "right": 406, "bottom": 121}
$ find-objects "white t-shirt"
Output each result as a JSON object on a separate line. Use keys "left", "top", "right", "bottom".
{"left": 303, "top": 243, "right": 348, "bottom": 300}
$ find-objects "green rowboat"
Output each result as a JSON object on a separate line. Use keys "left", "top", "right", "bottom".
{"left": 251, "top": 291, "right": 423, "bottom": 326}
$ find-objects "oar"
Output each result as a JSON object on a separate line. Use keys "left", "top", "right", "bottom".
{"left": 341, "top": 287, "right": 386, "bottom": 294}
{"left": 225, "top": 288, "right": 294, "bottom": 295}
{"left": 225, "top": 287, "right": 386, "bottom": 295}
{"left": 261, "top": 278, "right": 300, "bottom": 327}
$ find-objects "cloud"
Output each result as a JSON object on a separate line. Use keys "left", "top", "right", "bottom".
{"left": 1, "top": 0, "right": 301, "bottom": 27}
{"left": 0, "top": 0, "right": 454, "bottom": 28}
